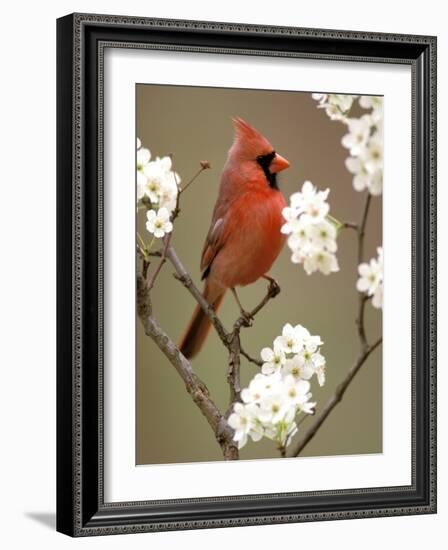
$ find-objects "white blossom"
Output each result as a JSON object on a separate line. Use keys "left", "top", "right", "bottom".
{"left": 283, "top": 355, "right": 312, "bottom": 381}
{"left": 241, "top": 376, "right": 269, "bottom": 405}
{"left": 357, "top": 247, "right": 383, "bottom": 310}
{"left": 310, "top": 352, "right": 326, "bottom": 386}
{"left": 282, "top": 377, "right": 312, "bottom": 408}
{"left": 136, "top": 139, "right": 152, "bottom": 197}
{"left": 345, "top": 156, "right": 371, "bottom": 192}
{"left": 260, "top": 345, "right": 286, "bottom": 375}
{"left": 232, "top": 323, "right": 326, "bottom": 450}
{"left": 136, "top": 138, "right": 181, "bottom": 214}
{"left": 359, "top": 95, "right": 383, "bottom": 115}
{"left": 283, "top": 181, "right": 339, "bottom": 276}
{"left": 344, "top": 98, "right": 383, "bottom": 196}
{"left": 312, "top": 93, "right": 356, "bottom": 121}
{"left": 312, "top": 94, "right": 384, "bottom": 197}
{"left": 145, "top": 207, "right": 173, "bottom": 239}
{"left": 290, "top": 181, "right": 330, "bottom": 224}
{"left": 287, "top": 220, "right": 311, "bottom": 251}
{"left": 357, "top": 258, "right": 381, "bottom": 295}
{"left": 258, "top": 392, "right": 291, "bottom": 425}
{"left": 361, "top": 134, "right": 383, "bottom": 175}
{"left": 341, "top": 116, "right": 371, "bottom": 156}
{"left": 368, "top": 171, "right": 383, "bottom": 196}
{"left": 228, "top": 403, "right": 262, "bottom": 449}
{"left": 157, "top": 177, "right": 178, "bottom": 212}
{"left": 141, "top": 157, "right": 180, "bottom": 206}
{"left": 303, "top": 247, "right": 339, "bottom": 276}
{"left": 297, "top": 325, "right": 323, "bottom": 352}
{"left": 311, "top": 93, "right": 328, "bottom": 104}
{"left": 274, "top": 323, "right": 304, "bottom": 355}
{"left": 372, "top": 283, "right": 383, "bottom": 309}
{"left": 310, "top": 220, "right": 338, "bottom": 253}
{"left": 281, "top": 206, "right": 302, "bottom": 235}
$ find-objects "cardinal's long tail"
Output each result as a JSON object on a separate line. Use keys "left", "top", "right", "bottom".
{"left": 179, "top": 279, "right": 226, "bottom": 360}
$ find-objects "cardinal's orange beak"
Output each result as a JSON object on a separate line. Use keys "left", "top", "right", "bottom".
{"left": 270, "top": 153, "right": 290, "bottom": 173}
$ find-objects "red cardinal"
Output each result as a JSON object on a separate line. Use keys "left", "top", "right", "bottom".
{"left": 179, "top": 117, "right": 290, "bottom": 359}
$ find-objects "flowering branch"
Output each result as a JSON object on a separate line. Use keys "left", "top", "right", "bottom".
{"left": 289, "top": 190, "right": 381, "bottom": 457}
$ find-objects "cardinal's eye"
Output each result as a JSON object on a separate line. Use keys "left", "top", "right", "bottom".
{"left": 256, "top": 150, "right": 276, "bottom": 167}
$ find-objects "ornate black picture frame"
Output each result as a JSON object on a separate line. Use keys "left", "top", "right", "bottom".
{"left": 56, "top": 13, "right": 437, "bottom": 537}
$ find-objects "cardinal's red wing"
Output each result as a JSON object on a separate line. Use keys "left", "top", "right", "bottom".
{"left": 200, "top": 217, "right": 227, "bottom": 280}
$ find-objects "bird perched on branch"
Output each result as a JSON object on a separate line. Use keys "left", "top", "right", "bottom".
{"left": 179, "top": 117, "right": 290, "bottom": 359}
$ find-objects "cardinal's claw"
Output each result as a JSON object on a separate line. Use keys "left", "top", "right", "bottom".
{"left": 240, "top": 309, "right": 254, "bottom": 327}
{"left": 268, "top": 278, "right": 281, "bottom": 298}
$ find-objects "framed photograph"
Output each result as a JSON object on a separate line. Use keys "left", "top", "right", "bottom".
{"left": 56, "top": 13, "right": 437, "bottom": 536}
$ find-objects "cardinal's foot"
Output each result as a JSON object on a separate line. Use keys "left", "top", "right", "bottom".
{"left": 267, "top": 278, "right": 281, "bottom": 298}
{"left": 239, "top": 309, "right": 254, "bottom": 327}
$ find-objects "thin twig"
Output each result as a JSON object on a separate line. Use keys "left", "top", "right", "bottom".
{"left": 358, "top": 193, "right": 372, "bottom": 266}
{"left": 288, "top": 338, "right": 382, "bottom": 457}
{"left": 147, "top": 234, "right": 170, "bottom": 290}
{"left": 296, "top": 411, "right": 313, "bottom": 429}
{"left": 179, "top": 162, "right": 210, "bottom": 196}
{"left": 342, "top": 221, "right": 358, "bottom": 230}
{"left": 240, "top": 347, "right": 263, "bottom": 367}
{"left": 148, "top": 249, "right": 162, "bottom": 257}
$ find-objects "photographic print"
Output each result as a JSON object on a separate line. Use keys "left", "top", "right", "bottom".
{"left": 136, "top": 85, "right": 383, "bottom": 465}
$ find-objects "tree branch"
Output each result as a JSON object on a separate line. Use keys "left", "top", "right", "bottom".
{"left": 167, "top": 246, "right": 230, "bottom": 344}
{"left": 136, "top": 273, "right": 238, "bottom": 459}
{"left": 287, "top": 337, "right": 382, "bottom": 457}
{"left": 224, "top": 278, "right": 281, "bottom": 408}
{"left": 356, "top": 193, "right": 372, "bottom": 351}
{"left": 358, "top": 192, "right": 371, "bottom": 266}
{"left": 288, "top": 191, "right": 381, "bottom": 457}
{"left": 168, "top": 245, "right": 280, "bottom": 409}
{"left": 147, "top": 234, "right": 170, "bottom": 290}
{"left": 226, "top": 328, "right": 242, "bottom": 406}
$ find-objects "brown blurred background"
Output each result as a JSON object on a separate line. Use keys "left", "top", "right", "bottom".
{"left": 136, "top": 85, "right": 382, "bottom": 465}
